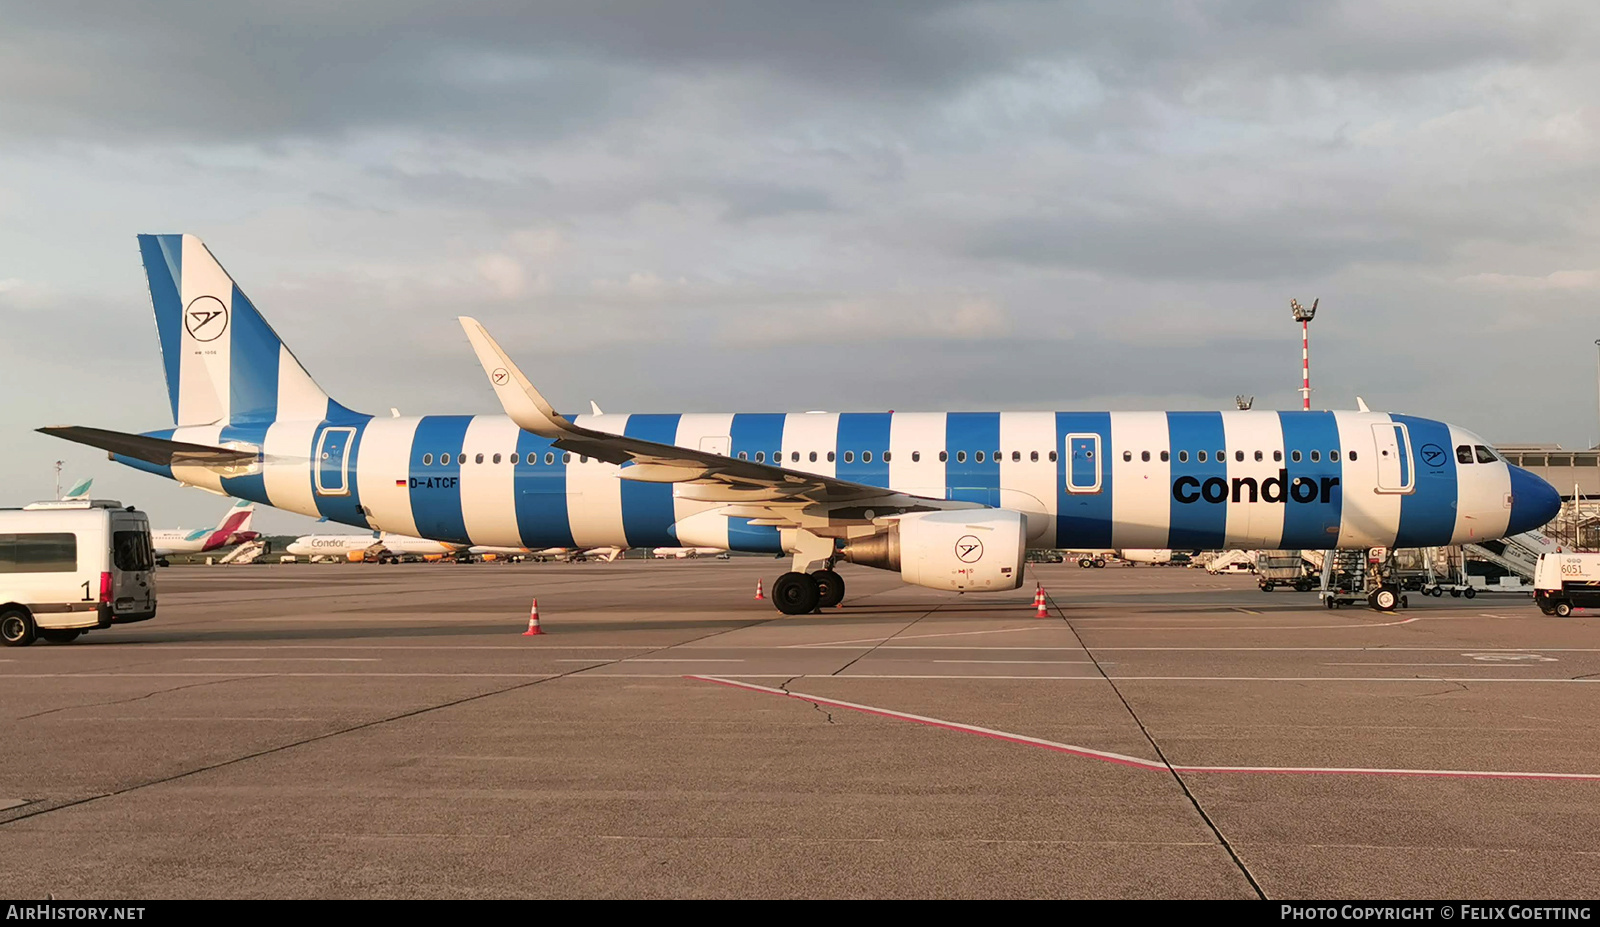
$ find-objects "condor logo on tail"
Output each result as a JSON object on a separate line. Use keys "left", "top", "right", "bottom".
{"left": 1173, "top": 470, "right": 1339, "bottom": 505}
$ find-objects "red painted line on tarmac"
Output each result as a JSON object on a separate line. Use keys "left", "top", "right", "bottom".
{"left": 689, "top": 675, "right": 1600, "bottom": 783}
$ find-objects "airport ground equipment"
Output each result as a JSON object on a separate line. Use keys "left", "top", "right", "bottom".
{"left": 1533, "top": 552, "right": 1600, "bottom": 616}
{"left": 0, "top": 499, "right": 157, "bottom": 646}
{"left": 1206, "top": 550, "right": 1257, "bottom": 574}
{"left": 1319, "top": 548, "right": 1407, "bottom": 611}
{"left": 1077, "top": 556, "right": 1105, "bottom": 569}
{"left": 1255, "top": 550, "right": 1314, "bottom": 592}
{"left": 219, "top": 539, "right": 268, "bottom": 564}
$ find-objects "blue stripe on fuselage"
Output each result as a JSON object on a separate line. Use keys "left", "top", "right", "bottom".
{"left": 835, "top": 412, "right": 892, "bottom": 488}
{"left": 1166, "top": 412, "right": 1228, "bottom": 550}
{"left": 1057, "top": 412, "right": 1113, "bottom": 548}
{"left": 407, "top": 415, "right": 472, "bottom": 544}
{"left": 513, "top": 431, "right": 574, "bottom": 548}
{"left": 945, "top": 412, "right": 1000, "bottom": 507}
{"left": 621, "top": 414, "right": 681, "bottom": 548}
{"left": 1391, "top": 415, "right": 1457, "bottom": 548}
{"left": 730, "top": 413, "right": 786, "bottom": 464}
{"left": 1277, "top": 412, "right": 1343, "bottom": 549}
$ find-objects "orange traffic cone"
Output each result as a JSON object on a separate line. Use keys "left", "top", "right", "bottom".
{"left": 1034, "top": 585, "right": 1049, "bottom": 618}
{"left": 755, "top": 579, "right": 765, "bottom": 600}
{"left": 522, "top": 598, "right": 544, "bottom": 636}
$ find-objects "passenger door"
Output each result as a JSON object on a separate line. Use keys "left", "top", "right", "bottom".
{"left": 315, "top": 427, "right": 357, "bottom": 496}
{"left": 1064, "top": 433, "right": 1103, "bottom": 494}
{"left": 1371, "top": 423, "right": 1415, "bottom": 494}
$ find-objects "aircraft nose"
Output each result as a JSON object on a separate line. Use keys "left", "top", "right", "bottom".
{"left": 1506, "top": 465, "right": 1562, "bottom": 535}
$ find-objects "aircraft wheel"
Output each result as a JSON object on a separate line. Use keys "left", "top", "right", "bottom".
{"left": 772, "top": 572, "right": 820, "bottom": 615}
{"left": 1464, "top": 587, "right": 1477, "bottom": 599}
{"left": 39, "top": 629, "right": 81, "bottom": 644}
{"left": 1555, "top": 601, "right": 1573, "bottom": 618}
{"left": 811, "top": 570, "right": 845, "bottom": 609}
{"left": 1, "top": 608, "right": 36, "bottom": 647}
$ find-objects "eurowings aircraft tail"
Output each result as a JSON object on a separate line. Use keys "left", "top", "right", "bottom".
{"left": 216, "top": 498, "right": 255, "bottom": 538}
{"left": 136, "top": 234, "right": 360, "bottom": 426}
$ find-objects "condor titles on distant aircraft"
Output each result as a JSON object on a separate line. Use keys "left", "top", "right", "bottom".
{"left": 42, "top": 235, "right": 1565, "bottom": 615}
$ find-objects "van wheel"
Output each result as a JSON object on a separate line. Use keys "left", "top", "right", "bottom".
{"left": 39, "top": 629, "right": 81, "bottom": 644}
{"left": 1555, "top": 601, "right": 1573, "bottom": 617}
{"left": 1, "top": 608, "right": 36, "bottom": 647}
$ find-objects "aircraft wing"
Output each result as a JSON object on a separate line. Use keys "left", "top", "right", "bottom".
{"left": 38, "top": 426, "right": 260, "bottom": 467}
{"left": 459, "top": 317, "right": 979, "bottom": 518}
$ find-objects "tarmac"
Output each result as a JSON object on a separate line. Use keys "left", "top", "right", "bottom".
{"left": 2, "top": 558, "right": 1598, "bottom": 899}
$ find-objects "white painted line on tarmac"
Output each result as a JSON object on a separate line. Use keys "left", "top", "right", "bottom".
{"left": 931, "top": 660, "right": 1101, "bottom": 665}
{"left": 622, "top": 659, "right": 746, "bottom": 663}
{"left": 0, "top": 672, "right": 561, "bottom": 679}
{"left": 1323, "top": 663, "right": 1552, "bottom": 668}
{"left": 690, "top": 675, "right": 1600, "bottom": 782}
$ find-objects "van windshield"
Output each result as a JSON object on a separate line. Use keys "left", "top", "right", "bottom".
{"left": 113, "top": 530, "right": 153, "bottom": 571}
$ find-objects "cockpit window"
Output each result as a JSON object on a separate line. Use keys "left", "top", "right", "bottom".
{"left": 1456, "top": 445, "right": 1474, "bottom": 465}
{"left": 1474, "top": 445, "right": 1498, "bottom": 464}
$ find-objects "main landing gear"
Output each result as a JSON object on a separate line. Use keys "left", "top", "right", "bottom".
{"left": 770, "top": 568, "right": 846, "bottom": 615}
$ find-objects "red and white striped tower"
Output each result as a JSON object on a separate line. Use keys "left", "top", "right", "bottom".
{"left": 1291, "top": 298, "right": 1318, "bottom": 411}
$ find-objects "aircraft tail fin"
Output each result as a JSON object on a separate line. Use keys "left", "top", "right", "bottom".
{"left": 61, "top": 477, "right": 92, "bottom": 500}
{"left": 137, "top": 234, "right": 355, "bottom": 426}
{"left": 215, "top": 498, "right": 255, "bottom": 537}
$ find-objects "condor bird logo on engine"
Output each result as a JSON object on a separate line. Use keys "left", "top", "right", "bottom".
{"left": 955, "top": 535, "right": 984, "bottom": 563}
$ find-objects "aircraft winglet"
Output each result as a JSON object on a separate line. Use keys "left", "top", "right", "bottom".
{"left": 458, "top": 317, "right": 574, "bottom": 438}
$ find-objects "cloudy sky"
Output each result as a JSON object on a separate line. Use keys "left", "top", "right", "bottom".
{"left": 2, "top": 1, "right": 1598, "bottom": 533}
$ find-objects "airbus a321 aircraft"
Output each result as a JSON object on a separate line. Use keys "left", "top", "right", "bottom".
{"left": 42, "top": 235, "right": 1562, "bottom": 615}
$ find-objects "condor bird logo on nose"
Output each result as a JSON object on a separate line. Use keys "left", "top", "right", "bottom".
{"left": 955, "top": 535, "right": 984, "bottom": 563}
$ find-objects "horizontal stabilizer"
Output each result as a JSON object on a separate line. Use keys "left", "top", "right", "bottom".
{"left": 37, "top": 426, "right": 260, "bottom": 467}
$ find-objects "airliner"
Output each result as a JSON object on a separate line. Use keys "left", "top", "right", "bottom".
{"left": 284, "top": 531, "right": 534, "bottom": 563}
{"left": 151, "top": 498, "right": 258, "bottom": 562}
{"left": 41, "top": 235, "right": 1563, "bottom": 615}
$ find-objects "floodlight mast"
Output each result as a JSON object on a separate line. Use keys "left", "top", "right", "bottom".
{"left": 1291, "top": 298, "right": 1318, "bottom": 411}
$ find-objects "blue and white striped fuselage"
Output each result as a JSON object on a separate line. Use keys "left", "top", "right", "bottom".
{"left": 117, "top": 409, "right": 1556, "bottom": 554}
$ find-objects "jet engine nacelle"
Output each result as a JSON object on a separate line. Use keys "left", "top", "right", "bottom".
{"left": 843, "top": 510, "right": 1027, "bottom": 592}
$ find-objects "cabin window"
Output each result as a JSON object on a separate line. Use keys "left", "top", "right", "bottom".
{"left": 1178, "top": 450, "right": 1189, "bottom": 463}
{"left": 738, "top": 451, "right": 748, "bottom": 460}
{"left": 975, "top": 451, "right": 985, "bottom": 463}
{"left": 912, "top": 451, "right": 921, "bottom": 462}
{"left": 826, "top": 451, "right": 835, "bottom": 463}
{"left": 1291, "top": 450, "right": 1302, "bottom": 463}
{"left": 1310, "top": 450, "right": 1320, "bottom": 463}
{"left": 1160, "top": 450, "right": 1169, "bottom": 462}
{"left": 1216, "top": 450, "right": 1224, "bottom": 461}
{"left": 1347, "top": 451, "right": 1357, "bottom": 461}
{"left": 1273, "top": 450, "right": 1283, "bottom": 462}
{"left": 454, "top": 453, "right": 465, "bottom": 465}
{"left": 939, "top": 451, "right": 948, "bottom": 462}
{"left": 809, "top": 451, "right": 818, "bottom": 462}
{"left": 863, "top": 451, "right": 873, "bottom": 463}
{"left": 580, "top": 456, "right": 588, "bottom": 464}
{"left": 1030, "top": 451, "right": 1039, "bottom": 462}
{"left": 1198, "top": 451, "right": 1208, "bottom": 463}
{"left": 755, "top": 452, "right": 765, "bottom": 463}
{"left": 883, "top": 452, "right": 892, "bottom": 462}
{"left": 492, "top": 453, "right": 502, "bottom": 464}
{"left": 562, "top": 453, "right": 571, "bottom": 464}
{"left": 1140, "top": 451, "right": 1150, "bottom": 462}
{"left": 422, "top": 454, "right": 433, "bottom": 466}
{"left": 1010, "top": 451, "right": 1020, "bottom": 462}
{"left": 1123, "top": 451, "right": 1133, "bottom": 462}
{"left": 1329, "top": 450, "right": 1339, "bottom": 462}
{"left": 1048, "top": 450, "right": 1057, "bottom": 462}
{"left": 957, "top": 451, "right": 967, "bottom": 463}
{"left": 1254, "top": 450, "right": 1263, "bottom": 462}
{"left": 791, "top": 452, "right": 800, "bottom": 463}
{"left": 1235, "top": 450, "right": 1244, "bottom": 462}
{"left": 1476, "top": 445, "right": 1499, "bottom": 464}
{"left": 545, "top": 452, "right": 555, "bottom": 465}
{"left": 844, "top": 451, "right": 854, "bottom": 463}
{"left": 509, "top": 453, "right": 519, "bottom": 465}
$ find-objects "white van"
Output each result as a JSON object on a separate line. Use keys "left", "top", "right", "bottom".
{"left": 1532, "top": 552, "right": 1600, "bottom": 617}
{"left": 0, "top": 499, "right": 157, "bottom": 646}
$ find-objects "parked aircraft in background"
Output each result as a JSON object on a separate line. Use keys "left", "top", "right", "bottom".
{"left": 151, "top": 498, "right": 257, "bottom": 563}
{"left": 651, "top": 547, "right": 724, "bottom": 559}
{"left": 42, "top": 235, "right": 1564, "bottom": 615}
